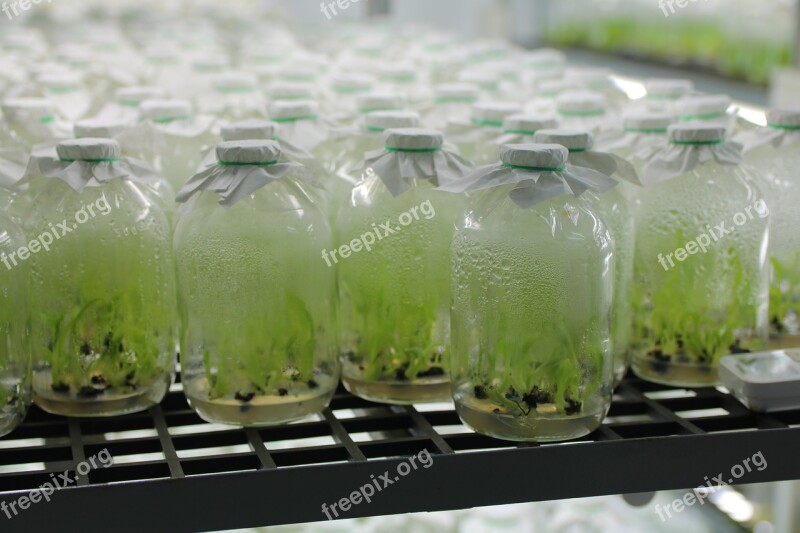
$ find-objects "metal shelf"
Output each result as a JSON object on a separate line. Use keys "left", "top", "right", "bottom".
{"left": 1, "top": 374, "right": 799, "bottom": 532}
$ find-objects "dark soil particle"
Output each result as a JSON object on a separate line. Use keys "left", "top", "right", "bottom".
{"left": 417, "top": 367, "right": 445, "bottom": 378}
{"left": 564, "top": 398, "right": 582, "bottom": 416}
{"left": 523, "top": 386, "right": 552, "bottom": 408}
{"left": 649, "top": 349, "right": 670, "bottom": 374}
{"left": 473, "top": 385, "right": 488, "bottom": 400}
{"left": 278, "top": 388, "right": 289, "bottom": 397}
{"left": 235, "top": 391, "right": 255, "bottom": 403}
{"left": 394, "top": 368, "right": 409, "bottom": 381}
{"left": 307, "top": 379, "right": 319, "bottom": 389}
{"left": 77, "top": 386, "right": 104, "bottom": 398}
{"left": 80, "top": 342, "right": 92, "bottom": 356}
{"left": 729, "top": 341, "right": 751, "bottom": 354}
{"left": 51, "top": 382, "right": 70, "bottom": 393}
{"left": 90, "top": 375, "right": 106, "bottom": 386}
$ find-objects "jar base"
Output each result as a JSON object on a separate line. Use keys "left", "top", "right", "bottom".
{"left": 632, "top": 355, "right": 718, "bottom": 388}
{"left": 185, "top": 387, "right": 335, "bottom": 427}
{"left": 341, "top": 372, "right": 451, "bottom": 405}
{"left": 453, "top": 386, "right": 605, "bottom": 443}
{"left": 33, "top": 372, "right": 172, "bottom": 417}
{"left": 768, "top": 334, "right": 800, "bottom": 350}
{"left": 0, "top": 411, "right": 27, "bottom": 438}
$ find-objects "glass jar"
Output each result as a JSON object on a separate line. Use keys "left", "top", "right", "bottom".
{"left": 444, "top": 102, "right": 523, "bottom": 161}
{"left": 136, "top": 99, "right": 220, "bottom": 193}
{"left": 174, "top": 140, "right": 338, "bottom": 426}
{"left": 449, "top": 144, "right": 614, "bottom": 442}
{"left": 23, "top": 139, "right": 177, "bottom": 416}
{"left": 337, "top": 128, "right": 472, "bottom": 404}
{"left": 0, "top": 212, "right": 30, "bottom": 436}
{"left": 737, "top": 110, "right": 800, "bottom": 348}
{"left": 632, "top": 124, "right": 769, "bottom": 387}
{"left": 534, "top": 128, "right": 637, "bottom": 387}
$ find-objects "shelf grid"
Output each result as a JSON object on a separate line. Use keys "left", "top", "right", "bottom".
{"left": 1, "top": 373, "right": 799, "bottom": 532}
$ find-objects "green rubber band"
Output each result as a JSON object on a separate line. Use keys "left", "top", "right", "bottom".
{"left": 118, "top": 99, "right": 141, "bottom": 107}
{"left": 471, "top": 118, "right": 504, "bottom": 128}
{"left": 539, "top": 91, "right": 557, "bottom": 98}
{"left": 379, "top": 75, "right": 417, "bottom": 84}
{"left": 679, "top": 112, "right": 727, "bottom": 121}
{"left": 218, "top": 159, "right": 278, "bottom": 166}
{"left": 558, "top": 109, "right": 605, "bottom": 118}
{"left": 39, "top": 115, "right": 55, "bottom": 124}
{"left": 153, "top": 115, "right": 190, "bottom": 124}
{"left": 214, "top": 87, "right": 257, "bottom": 94}
{"left": 193, "top": 65, "right": 225, "bottom": 73}
{"left": 366, "top": 126, "right": 386, "bottom": 133}
{"left": 385, "top": 146, "right": 443, "bottom": 153}
{"left": 768, "top": 123, "right": 800, "bottom": 131}
{"left": 60, "top": 157, "right": 120, "bottom": 163}
{"left": 358, "top": 107, "right": 402, "bottom": 114}
{"left": 568, "top": 148, "right": 588, "bottom": 153}
{"left": 504, "top": 129, "right": 536, "bottom": 135}
{"left": 271, "top": 115, "right": 318, "bottom": 123}
{"left": 47, "top": 86, "right": 78, "bottom": 94}
{"left": 669, "top": 140, "right": 725, "bottom": 145}
{"left": 502, "top": 163, "right": 566, "bottom": 171}
{"left": 625, "top": 127, "right": 668, "bottom": 134}
{"left": 435, "top": 96, "right": 478, "bottom": 104}
{"left": 335, "top": 87, "right": 370, "bottom": 95}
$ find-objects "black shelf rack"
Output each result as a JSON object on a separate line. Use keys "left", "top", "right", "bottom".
{"left": 1, "top": 374, "right": 799, "bottom": 532}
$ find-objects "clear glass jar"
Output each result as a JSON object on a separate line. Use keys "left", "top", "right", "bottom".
{"left": 174, "top": 140, "right": 338, "bottom": 426}
{"left": 632, "top": 124, "right": 769, "bottom": 387}
{"left": 0, "top": 212, "right": 31, "bottom": 436}
{"left": 24, "top": 139, "right": 177, "bottom": 416}
{"left": 337, "top": 129, "right": 470, "bottom": 404}
{"left": 534, "top": 128, "right": 637, "bottom": 387}
{"left": 444, "top": 102, "right": 523, "bottom": 161}
{"left": 451, "top": 144, "right": 614, "bottom": 442}
{"left": 137, "top": 99, "right": 220, "bottom": 193}
{"left": 738, "top": 110, "right": 800, "bottom": 348}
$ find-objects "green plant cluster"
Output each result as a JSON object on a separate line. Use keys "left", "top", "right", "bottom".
{"left": 769, "top": 254, "right": 800, "bottom": 335}
{"left": 545, "top": 19, "right": 790, "bottom": 85}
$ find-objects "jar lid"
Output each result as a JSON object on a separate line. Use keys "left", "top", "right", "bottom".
{"left": 644, "top": 78, "right": 694, "bottom": 99}
{"left": 278, "top": 65, "right": 319, "bottom": 82}
{"left": 267, "top": 82, "right": 314, "bottom": 100}
{"left": 504, "top": 114, "right": 559, "bottom": 134}
{"left": 268, "top": 100, "right": 319, "bottom": 121}
{"left": 458, "top": 70, "right": 499, "bottom": 90}
{"left": 525, "top": 48, "right": 567, "bottom": 69}
{"left": 139, "top": 99, "right": 192, "bottom": 122}
{"left": 434, "top": 83, "right": 480, "bottom": 102}
{"left": 37, "top": 71, "right": 83, "bottom": 92}
{"left": 676, "top": 94, "right": 731, "bottom": 119}
{"left": 384, "top": 128, "right": 444, "bottom": 151}
{"left": 565, "top": 67, "right": 613, "bottom": 87}
{"left": 212, "top": 72, "right": 259, "bottom": 93}
{"left": 221, "top": 119, "right": 278, "bottom": 142}
{"left": 191, "top": 56, "right": 229, "bottom": 73}
{"left": 74, "top": 118, "right": 131, "bottom": 139}
{"left": 767, "top": 109, "right": 800, "bottom": 129}
{"left": 356, "top": 92, "right": 404, "bottom": 113}
{"left": 668, "top": 123, "right": 727, "bottom": 144}
{"left": 538, "top": 79, "right": 571, "bottom": 97}
{"left": 331, "top": 74, "right": 374, "bottom": 93}
{"left": 365, "top": 111, "right": 420, "bottom": 132}
{"left": 500, "top": 143, "right": 568, "bottom": 169}
{"left": 533, "top": 128, "right": 594, "bottom": 151}
{"left": 57, "top": 138, "right": 121, "bottom": 162}
{"left": 116, "top": 86, "right": 166, "bottom": 106}
{"left": 216, "top": 140, "right": 281, "bottom": 164}
{"left": 624, "top": 112, "right": 673, "bottom": 132}
{"left": 1, "top": 97, "right": 54, "bottom": 121}
{"left": 471, "top": 102, "right": 524, "bottom": 126}
{"left": 377, "top": 64, "right": 417, "bottom": 84}
{"left": 556, "top": 91, "right": 607, "bottom": 116}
